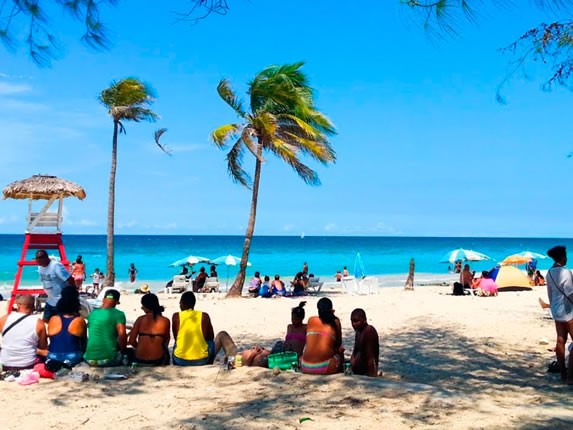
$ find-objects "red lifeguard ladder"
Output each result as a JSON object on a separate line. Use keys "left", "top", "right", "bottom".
{"left": 3, "top": 175, "right": 86, "bottom": 312}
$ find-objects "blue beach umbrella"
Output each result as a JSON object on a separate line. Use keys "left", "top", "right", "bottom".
{"left": 440, "top": 248, "right": 491, "bottom": 264}
{"left": 212, "top": 255, "right": 252, "bottom": 290}
{"left": 168, "top": 255, "right": 212, "bottom": 267}
{"left": 212, "top": 255, "right": 252, "bottom": 267}
{"left": 354, "top": 252, "right": 366, "bottom": 279}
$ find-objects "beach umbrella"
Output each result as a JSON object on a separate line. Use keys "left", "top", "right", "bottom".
{"left": 502, "top": 251, "right": 547, "bottom": 266}
{"left": 212, "top": 255, "right": 251, "bottom": 267}
{"left": 440, "top": 248, "right": 491, "bottom": 264}
{"left": 515, "top": 251, "right": 547, "bottom": 260}
{"left": 168, "top": 255, "right": 212, "bottom": 267}
{"left": 501, "top": 254, "right": 531, "bottom": 265}
{"left": 354, "top": 252, "right": 366, "bottom": 279}
{"left": 212, "top": 254, "right": 252, "bottom": 290}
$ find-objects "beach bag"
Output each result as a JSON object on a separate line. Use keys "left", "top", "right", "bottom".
{"left": 453, "top": 282, "right": 465, "bottom": 296}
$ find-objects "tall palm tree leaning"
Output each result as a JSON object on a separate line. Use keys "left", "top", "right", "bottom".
{"left": 211, "top": 62, "right": 337, "bottom": 297}
{"left": 99, "top": 78, "right": 159, "bottom": 287}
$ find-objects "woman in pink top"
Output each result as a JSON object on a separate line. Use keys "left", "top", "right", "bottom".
{"left": 475, "top": 271, "right": 498, "bottom": 296}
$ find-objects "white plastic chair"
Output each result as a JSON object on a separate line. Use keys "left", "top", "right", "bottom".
{"left": 203, "top": 277, "right": 220, "bottom": 293}
{"left": 341, "top": 276, "right": 359, "bottom": 294}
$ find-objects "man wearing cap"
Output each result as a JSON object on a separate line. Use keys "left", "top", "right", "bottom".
{"left": 35, "top": 249, "right": 76, "bottom": 322}
{"left": 84, "top": 289, "right": 127, "bottom": 367}
{"left": 0, "top": 295, "right": 47, "bottom": 370}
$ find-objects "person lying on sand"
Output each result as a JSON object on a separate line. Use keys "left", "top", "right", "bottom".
{"left": 300, "top": 298, "right": 343, "bottom": 375}
{"left": 236, "top": 302, "right": 307, "bottom": 368}
{"left": 350, "top": 308, "right": 379, "bottom": 377}
{"left": 172, "top": 291, "right": 236, "bottom": 366}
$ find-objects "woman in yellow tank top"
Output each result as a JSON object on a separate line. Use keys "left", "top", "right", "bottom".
{"left": 172, "top": 291, "right": 237, "bottom": 366}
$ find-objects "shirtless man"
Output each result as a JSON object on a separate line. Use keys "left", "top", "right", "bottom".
{"left": 350, "top": 308, "right": 379, "bottom": 377}
{"left": 460, "top": 264, "right": 475, "bottom": 289}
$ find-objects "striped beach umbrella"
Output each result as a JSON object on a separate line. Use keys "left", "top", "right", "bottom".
{"left": 440, "top": 248, "right": 491, "bottom": 264}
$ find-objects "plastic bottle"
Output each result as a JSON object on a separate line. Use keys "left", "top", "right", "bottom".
{"left": 227, "top": 355, "right": 235, "bottom": 370}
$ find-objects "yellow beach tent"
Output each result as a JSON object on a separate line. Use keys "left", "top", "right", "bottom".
{"left": 495, "top": 265, "right": 531, "bottom": 290}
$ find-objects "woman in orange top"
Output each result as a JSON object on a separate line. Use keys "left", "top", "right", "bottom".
{"left": 71, "top": 255, "right": 86, "bottom": 291}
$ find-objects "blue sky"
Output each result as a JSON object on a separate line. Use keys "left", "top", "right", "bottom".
{"left": 0, "top": 1, "right": 571, "bottom": 237}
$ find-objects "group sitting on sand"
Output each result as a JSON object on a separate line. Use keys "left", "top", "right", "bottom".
{"left": 248, "top": 272, "right": 292, "bottom": 297}
{"left": 0, "top": 290, "right": 380, "bottom": 378}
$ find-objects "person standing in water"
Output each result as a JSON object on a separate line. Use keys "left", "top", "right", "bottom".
{"left": 128, "top": 263, "right": 138, "bottom": 283}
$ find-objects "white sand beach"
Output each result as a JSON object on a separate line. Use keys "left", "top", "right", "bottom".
{"left": 1, "top": 284, "right": 571, "bottom": 430}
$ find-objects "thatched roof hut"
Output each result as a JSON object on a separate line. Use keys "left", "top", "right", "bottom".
{"left": 3, "top": 175, "right": 86, "bottom": 200}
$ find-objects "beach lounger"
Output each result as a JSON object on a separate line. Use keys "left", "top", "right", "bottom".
{"left": 307, "top": 277, "right": 324, "bottom": 294}
{"left": 341, "top": 276, "right": 359, "bottom": 294}
{"left": 359, "top": 276, "right": 379, "bottom": 294}
{"left": 171, "top": 275, "right": 189, "bottom": 293}
{"left": 202, "top": 277, "right": 220, "bottom": 293}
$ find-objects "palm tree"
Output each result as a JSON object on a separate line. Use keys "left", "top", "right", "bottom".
{"left": 211, "top": 62, "right": 337, "bottom": 297}
{"left": 99, "top": 78, "right": 159, "bottom": 287}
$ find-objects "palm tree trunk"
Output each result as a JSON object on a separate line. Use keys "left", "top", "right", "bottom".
{"left": 227, "top": 144, "right": 263, "bottom": 297}
{"left": 404, "top": 258, "right": 415, "bottom": 291}
{"left": 105, "top": 121, "right": 118, "bottom": 287}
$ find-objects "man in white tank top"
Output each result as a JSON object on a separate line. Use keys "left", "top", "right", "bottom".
{"left": 0, "top": 295, "right": 47, "bottom": 370}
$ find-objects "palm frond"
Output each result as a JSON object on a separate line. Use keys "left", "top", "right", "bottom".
{"left": 269, "top": 140, "right": 320, "bottom": 186}
{"left": 100, "top": 78, "right": 157, "bottom": 114}
{"left": 154, "top": 128, "right": 172, "bottom": 155}
{"left": 278, "top": 131, "right": 336, "bottom": 164}
{"left": 211, "top": 123, "right": 241, "bottom": 147}
{"left": 226, "top": 138, "right": 251, "bottom": 188}
{"left": 241, "top": 127, "right": 265, "bottom": 163}
{"left": 217, "top": 79, "right": 246, "bottom": 117}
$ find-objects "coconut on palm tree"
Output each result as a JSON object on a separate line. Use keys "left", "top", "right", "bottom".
{"left": 99, "top": 78, "right": 159, "bottom": 287}
{"left": 211, "top": 62, "right": 337, "bottom": 297}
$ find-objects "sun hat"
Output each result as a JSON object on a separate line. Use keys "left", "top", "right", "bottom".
{"left": 140, "top": 284, "right": 150, "bottom": 293}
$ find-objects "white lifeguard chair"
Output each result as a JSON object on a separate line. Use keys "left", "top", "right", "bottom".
{"left": 2, "top": 175, "right": 86, "bottom": 312}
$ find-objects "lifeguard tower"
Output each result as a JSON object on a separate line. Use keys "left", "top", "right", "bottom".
{"left": 2, "top": 175, "right": 86, "bottom": 311}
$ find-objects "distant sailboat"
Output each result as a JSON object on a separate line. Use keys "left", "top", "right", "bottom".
{"left": 300, "top": 232, "right": 305, "bottom": 239}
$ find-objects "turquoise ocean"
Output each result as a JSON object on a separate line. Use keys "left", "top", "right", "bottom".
{"left": 0, "top": 234, "right": 568, "bottom": 295}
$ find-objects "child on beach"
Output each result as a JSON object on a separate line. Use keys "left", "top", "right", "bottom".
{"left": 91, "top": 268, "right": 103, "bottom": 295}
{"left": 259, "top": 276, "right": 273, "bottom": 298}
{"left": 283, "top": 301, "right": 307, "bottom": 357}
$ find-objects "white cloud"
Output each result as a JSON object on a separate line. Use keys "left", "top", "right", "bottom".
{"left": 118, "top": 220, "right": 137, "bottom": 228}
{"left": 169, "top": 143, "right": 206, "bottom": 153}
{"left": 282, "top": 224, "right": 294, "bottom": 232}
{"left": 0, "top": 82, "right": 31, "bottom": 95}
{"left": 76, "top": 219, "right": 97, "bottom": 226}
{"left": 149, "top": 222, "right": 177, "bottom": 230}
{"left": 324, "top": 223, "right": 337, "bottom": 232}
{"left": 373, "top": 221, "right": 399, "bottom": 234}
